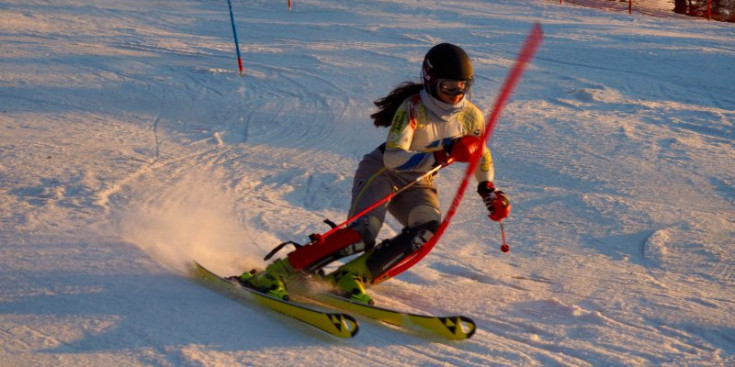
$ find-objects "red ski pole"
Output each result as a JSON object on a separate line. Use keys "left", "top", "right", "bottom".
{"left": 499, "top": 221, "right": 510, "bottom": 253}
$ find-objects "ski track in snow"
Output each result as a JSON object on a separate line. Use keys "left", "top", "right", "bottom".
{"left": 1, "top": 0, "right": 734, "bottom": 366}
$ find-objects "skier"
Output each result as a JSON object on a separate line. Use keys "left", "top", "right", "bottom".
{"left": 235, "top": 43, "right": 511, "bottom": 304}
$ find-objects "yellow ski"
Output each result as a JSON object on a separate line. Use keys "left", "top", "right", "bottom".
{"left": 190, "top": 261, "right": 359, "bottom": 338}
{"left": 295, "top": 291, "right": 475, "bottom": 340}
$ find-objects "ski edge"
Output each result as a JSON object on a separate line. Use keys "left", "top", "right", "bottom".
{"left": 189, "top": 261, "right": 359, "bottom": 339}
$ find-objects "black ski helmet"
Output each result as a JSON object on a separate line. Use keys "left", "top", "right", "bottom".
{"left": 421, "top": 43, "right": 474, "bottom": 98}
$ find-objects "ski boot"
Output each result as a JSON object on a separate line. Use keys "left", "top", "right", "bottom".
{"left": 326, "top": 251, "right": 374, "bottom": 305}
{"left": 326, "top": 221, "right": 440, "bottom": 305}
{"left": 235, "top": 258, "right": 294, "bottom": 300}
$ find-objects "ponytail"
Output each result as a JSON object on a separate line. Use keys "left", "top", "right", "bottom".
{"left": 370, "top": 82, "right": 423, "bottom": 127}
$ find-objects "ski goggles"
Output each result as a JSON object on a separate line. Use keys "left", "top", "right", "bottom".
{"left": 438, "top": 79, "right": 473, "bottom": 97}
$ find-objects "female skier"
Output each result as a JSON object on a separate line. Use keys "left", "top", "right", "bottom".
{"left": 236, "top": 43, "right": 511, "bottom": 304}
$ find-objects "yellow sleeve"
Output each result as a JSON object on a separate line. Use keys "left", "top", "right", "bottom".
{"left": 385, "top": 99, "right": 415, "bottom": 150}
{"left": 460, "top": 104, "right": 495, "bottom": 183}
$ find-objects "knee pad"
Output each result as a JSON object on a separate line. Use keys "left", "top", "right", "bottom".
{"left": 407, "top": 206, "right": 441, "bottom": 229}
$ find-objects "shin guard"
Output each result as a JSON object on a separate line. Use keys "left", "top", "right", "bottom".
{"left": 287, "top": 227, "right": 365, "bottom": 272}
{"left": 366, "top": 221, "right": 439, "bottom": 279}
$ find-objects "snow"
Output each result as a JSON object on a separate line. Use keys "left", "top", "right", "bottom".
{"left": 1, "top": 0, "right": 733, "bottom": 366}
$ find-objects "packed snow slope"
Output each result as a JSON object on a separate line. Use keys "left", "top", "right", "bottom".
{"left": 1, "top": 0, "right": 733, "bottom": 366}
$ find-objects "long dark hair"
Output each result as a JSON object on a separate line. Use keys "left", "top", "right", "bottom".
{"left": 370, "top": 82, "right": 424, "bottom": 127}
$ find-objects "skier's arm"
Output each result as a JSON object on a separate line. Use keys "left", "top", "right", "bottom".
{"left": 461, "top": 105, "right": 494, "bottom": 183}
{"left": 383, "top": 101, "right": 436, "bottom": 172}
{"left": 467, "top": 105, "right": 506, "bottom": 221}
{"left": 475, "top": 147, "right": 494, "bottom": 183}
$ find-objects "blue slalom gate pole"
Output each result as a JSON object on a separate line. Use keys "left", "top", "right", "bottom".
{"left": 226, "top": 0, "right": 244, "bottom": 76}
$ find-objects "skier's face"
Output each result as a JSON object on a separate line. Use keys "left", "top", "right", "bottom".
{"left": 437, "top": 79, "right": 469, "bottom": 104}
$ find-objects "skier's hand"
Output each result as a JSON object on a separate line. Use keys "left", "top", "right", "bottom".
{"left": 434, "top": 136, "right": 482, "bottom": 166}
{"left": 448, "top": 136, "right": 482, "bottom": 162}
{"left": 477, "top": 181, "right": 511, "bottom": 222}
{"left": 433, "top": 149, "right": 452, "bottom": 167}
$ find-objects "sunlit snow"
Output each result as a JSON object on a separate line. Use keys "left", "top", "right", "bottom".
{"left": 1, "top": 0, "right": 733, "bottom": 366}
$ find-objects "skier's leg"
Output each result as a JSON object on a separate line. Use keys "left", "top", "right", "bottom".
{"left": 327, "top": 219, "right": 439, "bottom": 304}
{"left": 239, "top": 157, "right": 390, "bottom": 299}
{"left": 286, "top": 158, "right": 392, "bottom": 272}
{"left": 388, "top": 186, "right": 441, "bottom": 228}
{"left": 328, "top": 188, "right": 441, "bottom": 304}
{"left": 362, "top": 186, "right": 442, "bottom": 277}
{"left": 364, "top": 218, "right": 439, "bottom": 279}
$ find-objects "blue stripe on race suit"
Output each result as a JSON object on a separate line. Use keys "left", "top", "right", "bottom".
{"left": 426, "top": 137, "right": 455, "bottom": 150}
{"left": 396, "top": 152, "right": 430, "bottom": 171}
